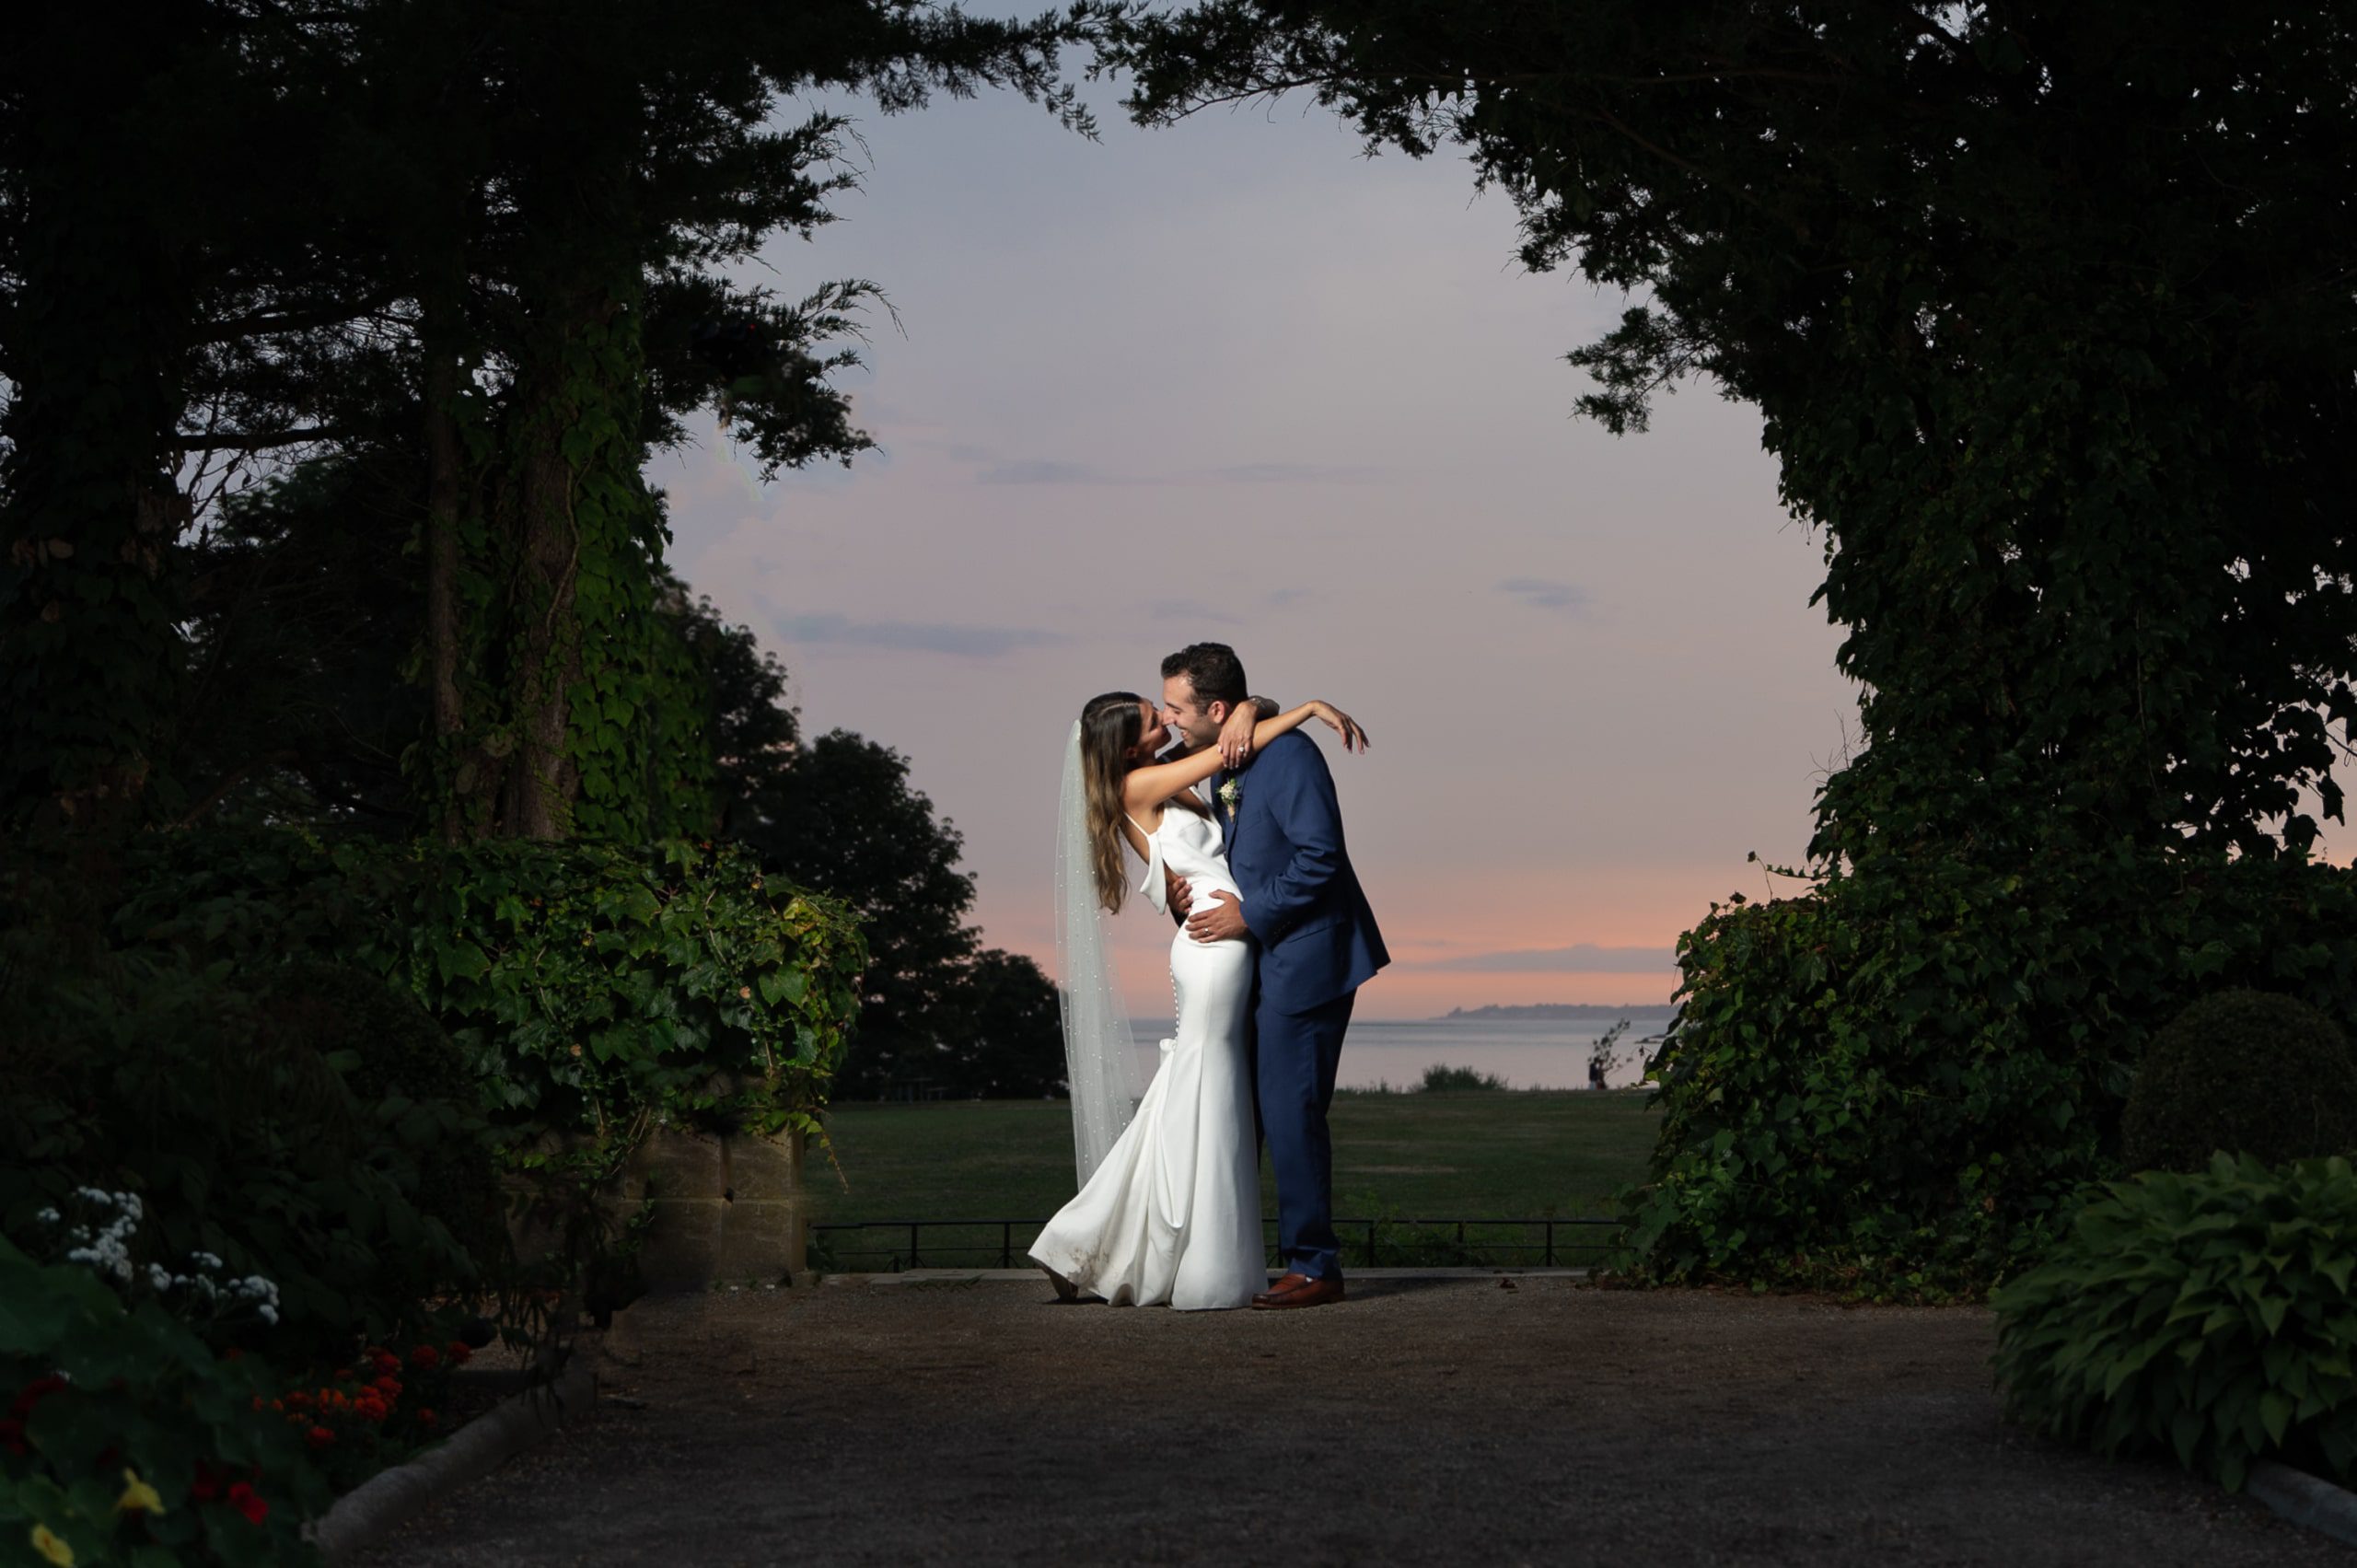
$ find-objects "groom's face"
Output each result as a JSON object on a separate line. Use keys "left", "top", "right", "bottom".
{"left": 1160, "top": 674, "right": 1227, "bottom": 754}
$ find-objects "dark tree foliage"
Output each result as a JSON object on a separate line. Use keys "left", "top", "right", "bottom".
{"left": 176, "top": 447, "right": 429, "bottom": 829}
{"left": 688, "top": 599, "right": 1065, "bottom": 1098}
{"left": 1114, "top": 2, "right": 2357, "bottom": 865}
{"left": 1, "top": 0, "right": 1114, "bottom": 838}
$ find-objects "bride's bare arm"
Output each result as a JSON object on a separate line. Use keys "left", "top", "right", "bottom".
{"left": 1122, "top": 702, "right": 1366, "bottom": 810}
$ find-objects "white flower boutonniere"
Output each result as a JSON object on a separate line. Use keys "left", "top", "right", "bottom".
{"left": 1217, "top": 776, "right": 1243, "bottom": 819}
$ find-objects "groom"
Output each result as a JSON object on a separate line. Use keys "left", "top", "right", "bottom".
{"left": 1160, "top": 643, "right": 1388, "bottom": 1310}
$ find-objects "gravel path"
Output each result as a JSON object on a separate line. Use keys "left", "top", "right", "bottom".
{"left": 360, "top": 1277, "right": 2352, "bottom": 1566}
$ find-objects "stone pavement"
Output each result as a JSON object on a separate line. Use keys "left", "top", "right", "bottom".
{"left": 360, "top": 1277, "right": 2354, "bottom": 1566}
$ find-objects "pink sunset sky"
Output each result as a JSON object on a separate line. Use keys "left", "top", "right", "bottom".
{"left": 646, "top": 85, "right": 1861, "bottom": 1020}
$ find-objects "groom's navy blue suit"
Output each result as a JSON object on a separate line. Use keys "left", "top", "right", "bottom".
{"left": 1214, "top": 729, "right": 1387, "bottom": 1282}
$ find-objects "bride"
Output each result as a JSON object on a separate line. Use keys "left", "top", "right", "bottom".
{"left": 1030, "top": 690, "right": 1366, "bottom": 1309}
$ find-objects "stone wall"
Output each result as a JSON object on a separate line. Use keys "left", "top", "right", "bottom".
{"left": 620, "top": 1128, "right": 808, "bottom": 1289}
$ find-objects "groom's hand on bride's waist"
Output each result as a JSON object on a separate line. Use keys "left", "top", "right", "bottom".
{"left": 1185, "top": 889, "right": 1248, "bottom": 944}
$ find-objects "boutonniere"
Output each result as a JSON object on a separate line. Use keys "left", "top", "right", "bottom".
{"left": 1217, "top": 777, "right": 1243, "bottom": 819}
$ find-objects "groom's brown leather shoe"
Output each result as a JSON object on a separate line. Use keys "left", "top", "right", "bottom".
{"left": 1251, "top": 1272, "right": 1312, "bottom": 1307}
{"left": 1251, "top": 1273, "right": 1344, "bottom": 1310}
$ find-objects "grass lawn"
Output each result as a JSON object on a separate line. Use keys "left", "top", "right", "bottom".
{"left": 807, "top": 1089, "right": 1660, "bottom": 1272}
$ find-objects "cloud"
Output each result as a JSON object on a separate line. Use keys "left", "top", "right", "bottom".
{"left": 1195, "top": 462, "right": 1387, "bottom": 485}
{"left": 773, "top": 613, "right": 1066, "bottom": 657}
{"left": 1421, "top": 944, "right": 1676, "bottom": 973}
{"left": 1498, "top": 577, "right": 1589, "bottom": 613}
{"left": 967, "top": 457, "right": 1388, "bottom": 488}
{"left": 978, "top": 459, "right": 1118, "bottom": 485}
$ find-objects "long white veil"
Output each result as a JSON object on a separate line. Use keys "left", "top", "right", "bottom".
{"left": 1053, "top": 721, "right": 1145, "bottom": 1185}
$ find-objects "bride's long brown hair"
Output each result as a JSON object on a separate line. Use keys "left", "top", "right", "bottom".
{"left": 1077, "top": 691, "right": 1204, "bottom": 913}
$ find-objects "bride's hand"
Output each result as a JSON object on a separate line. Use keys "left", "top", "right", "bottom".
{"left": 1217, "top": 703, "right": 1259, "bottom": 767}
{"left": 1312, "top": 702, "right": 1370, "bottom": 753}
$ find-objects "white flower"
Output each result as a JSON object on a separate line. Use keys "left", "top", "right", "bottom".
{"left": 257, "top": 1304, "right": 278, "bottom": 1325}
{"left": 147, "top": 1264, "right": 173, "bottom": 1291}
{"left": 33, "top": 1207, "right": 58, "bottom": 1225}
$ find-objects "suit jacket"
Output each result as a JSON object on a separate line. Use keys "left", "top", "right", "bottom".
{"left": 1213, "top": 729, "right": 1388, "bottom": 1015}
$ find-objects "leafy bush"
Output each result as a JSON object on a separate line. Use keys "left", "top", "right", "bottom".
{"left": 1620, "top": 850, "right": 2357, "bottom": 1297}
{"left": 252, "top": 960, "right": 506, "bottom": 1265}
{"left": 2122, "top": 991, "right": 2357, "bottom": 1174}
{"left": 0, "top": 930, "right": 480, "bottom": 1363}
{"left": 6, "top": 828, "right": 863, "bottom": 1387}
{"left": 0, "top": 1234, "right": 331, "bottom": 1568}
{"left": 101, "top": 829, "right": 865, "bottom": 1142}
{"left": 381, "top": 838, "right": 865, "bottom": 1140}
{"left": 1991, "top": 1155, "right": 2357, "bottom": 1491}
{"left": 1420, "top": 1064, "right": 1507, "bottom": 1093}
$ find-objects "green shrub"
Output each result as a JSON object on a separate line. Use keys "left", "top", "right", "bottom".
{"left": 2122, "top": 991, "right": 2357, "bottom": 1174}
{"left": 102, "top": 829, "right": 866, "bottom": 1142}
{"left": 0, "top": 849, "right": 482, "bottom": 1361}
{"left": 1619, "top": 850, "right": 2357, "bottom": 1297}
{"left": 253, "top": 960, "right": 507, "bottom": 1267}
{"left": 3, "top": 827, "right": 865, "bottom": 1373}
{"left": 1991, "top": 1155, "right": 2357, "bottom": 1491}
{"left": 0, "top": 1234, "right": 332, "bottom": 1568}
{"left": 0, "top": 941, "right": 481, "bottom": 1364}
{"left": 1420, "top": 1064, "right": 1507, "bottom": 1093}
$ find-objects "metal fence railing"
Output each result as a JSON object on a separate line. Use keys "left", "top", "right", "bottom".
{"left": 808, "top": 1216, "right": 1620, "bottom": 1273}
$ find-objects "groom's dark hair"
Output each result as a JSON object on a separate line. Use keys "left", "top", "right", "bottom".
{"left": 1162, "top": 643, "right": 1248, "bottom": 709}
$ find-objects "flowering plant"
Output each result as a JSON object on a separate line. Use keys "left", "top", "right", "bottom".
{"left": 0, "top": 1237, "right": 329, "bottom": 1567}
{"left": 263, "top": 1338, "right": 473, "bottom": 1491}
{"left": 31, "top": 1191, "right": 282, "bottom": 1331}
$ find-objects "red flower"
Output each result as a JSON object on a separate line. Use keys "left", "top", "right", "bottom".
{"left": 445, "top": 1342, "right": 472, "bottom": 1365}
{"left": 287, "top": 1390, "right": 312, "bottom": 1409}
{"left": 306, "top": 1425, "right": 335, "bottom": 1449}
{"left": 408, "top": 1345, "right": 441, "bottom": 1370}
{"left": 10, "top": 1374, "right": 66, "bottom": 1417}
{"left": 416, "top": 1408, "right": 438, "bottom": 1428}
{"left": 373, "top": 1376, "right": 402, "bottom": 1398}
{"left": 0, "top": 1417, "right": 23, "bottom": 1456}
{"left": 370, "top": 1351, "right": 400, "bottom": 1376}
{"left": 226, "top": 1481, "right": 269, "bottom": 1526}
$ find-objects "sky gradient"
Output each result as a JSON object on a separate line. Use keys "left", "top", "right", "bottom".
{"left": 654, "top": 84, "right": 1864, "bottom": 1021}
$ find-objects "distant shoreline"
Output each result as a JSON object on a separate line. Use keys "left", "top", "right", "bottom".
{"left": 1438, "top": 1003, "right": 1676, "bottom": 1021}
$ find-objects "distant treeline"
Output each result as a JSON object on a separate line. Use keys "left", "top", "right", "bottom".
{"left": 1441, "top": 1004, "right": 1675, "bottom": 1021}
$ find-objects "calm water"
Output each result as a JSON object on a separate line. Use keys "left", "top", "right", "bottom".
{"left": 1124, "top": 1015, "right": 1670, "bottom": 1091}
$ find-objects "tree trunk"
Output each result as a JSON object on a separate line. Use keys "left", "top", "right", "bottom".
{"left": 422, "top": 285, "right": 477, "bottom": 844}
{"left": 501, "top": 338, "right": 592, "bottom": 842}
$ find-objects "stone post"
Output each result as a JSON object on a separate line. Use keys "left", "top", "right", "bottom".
{"left": 624, "top": 1127, "right": 808, "bottom": 1289}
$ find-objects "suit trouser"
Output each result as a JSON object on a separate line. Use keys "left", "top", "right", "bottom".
{"left": 1252, "top": 986, "right": 1356, "bottom": 1281}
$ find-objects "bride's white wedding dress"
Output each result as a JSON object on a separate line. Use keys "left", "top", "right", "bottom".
{"left": 1028, "top": 802, "right": 1264, "bottom": 1309}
